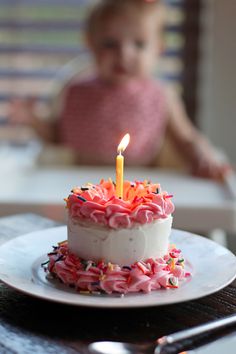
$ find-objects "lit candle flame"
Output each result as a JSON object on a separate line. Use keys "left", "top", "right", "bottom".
{"left": 117, "top": 133, "right": 130, "bottom": 154}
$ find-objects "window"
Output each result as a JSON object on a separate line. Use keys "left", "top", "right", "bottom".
{"left": 0, "top": 0, "right": 199, "bottom": 124}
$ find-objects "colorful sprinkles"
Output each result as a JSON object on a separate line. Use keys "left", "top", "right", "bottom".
{"left": 43, "top": 242, "right": 191, "bottom": 295}
{"left": 65, "top": 179, "right": 174, "bottom": 229}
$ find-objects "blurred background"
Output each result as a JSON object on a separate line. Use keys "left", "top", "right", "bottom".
{"left": 0, "top": 0, "right": 235, "bottom": 163}
{"left": 0, "top": 0, "right": 235, "bottom": 251}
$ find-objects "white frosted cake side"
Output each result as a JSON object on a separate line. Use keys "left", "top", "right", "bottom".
{"left": 68, "top": 215, "right": 173, "bottom": 265}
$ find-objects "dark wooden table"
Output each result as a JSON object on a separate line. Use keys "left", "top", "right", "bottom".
{"left": 0, "top": 213, "right": 236, "bottom": 354}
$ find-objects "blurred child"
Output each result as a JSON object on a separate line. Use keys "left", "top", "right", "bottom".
{"left": 8, "top": 0, "right": 230, "bottom": 179}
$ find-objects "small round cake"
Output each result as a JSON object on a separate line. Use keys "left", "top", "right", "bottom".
{"left": 66, "top": 179, "right": 174, "bottom": 265}
{"left": 45, "top": 179, "right": 190, "bottom": 294}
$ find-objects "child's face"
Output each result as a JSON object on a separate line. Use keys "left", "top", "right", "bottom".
{"left": 88, "top": 11, "right": 163, "bottom": 84}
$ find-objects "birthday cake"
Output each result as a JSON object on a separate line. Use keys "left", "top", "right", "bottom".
{"left": 45, "top": 179, "right": 190, "bottom": 294}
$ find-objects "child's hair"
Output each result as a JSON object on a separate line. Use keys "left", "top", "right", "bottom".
{"left": 86, "top": 0, "right": 165, "bottom": 38}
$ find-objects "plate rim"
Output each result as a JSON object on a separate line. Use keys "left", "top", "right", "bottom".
{"left": 0, "top": 226, "right": 235, "bottom": 308}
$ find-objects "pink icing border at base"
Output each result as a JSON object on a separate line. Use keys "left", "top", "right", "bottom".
{"left": 43, "top": 242, "right": 191, "bottom": 295}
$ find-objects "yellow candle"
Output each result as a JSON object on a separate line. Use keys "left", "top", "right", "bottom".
{"left": 116, "top": 133, "right": 130, "bottom": 198}
{"left": 116, "top": 152, "right": 124, "bottom": 198}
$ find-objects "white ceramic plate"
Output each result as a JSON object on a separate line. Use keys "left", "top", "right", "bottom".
{"left": 0, "top": 226, "right": 235, "bottom": 308}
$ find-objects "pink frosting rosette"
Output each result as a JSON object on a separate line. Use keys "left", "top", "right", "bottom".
{"left": 44, "top": 243, "right": 190, "bottom": 294}
{"left": 65, "top": 179, "right": 174, "bottom": 229}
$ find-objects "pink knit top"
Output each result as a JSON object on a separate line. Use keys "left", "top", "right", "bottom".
{"left": 57, "top": 77, "right": 168, "bottom": 165}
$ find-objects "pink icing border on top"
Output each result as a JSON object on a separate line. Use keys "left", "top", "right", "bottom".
{"left": 65, "top": 179, "right": 174, "bottom": 229}
{"left": 45, "top": 242, "right": 190, "bottom": 294}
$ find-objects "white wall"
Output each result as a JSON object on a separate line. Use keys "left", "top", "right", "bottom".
{"left": 199, "top": 0, "right": 236, "bottom": 164}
